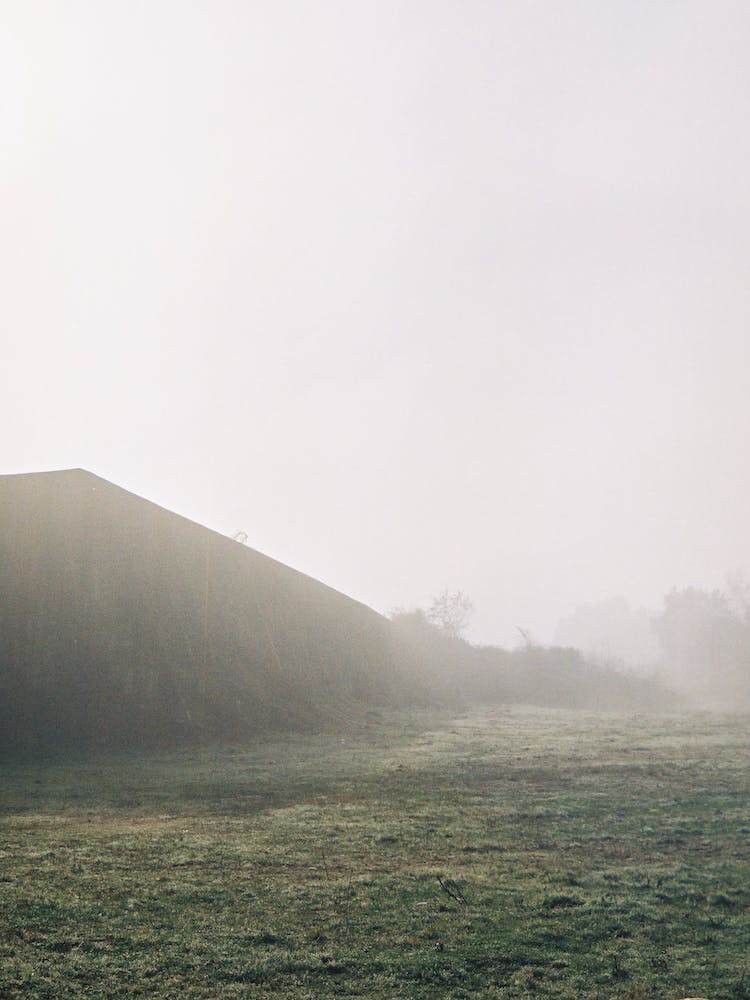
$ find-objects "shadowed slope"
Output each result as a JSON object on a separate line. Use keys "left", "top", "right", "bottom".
{"left": 0, "top": 470, "right": 421, "bottom": 748}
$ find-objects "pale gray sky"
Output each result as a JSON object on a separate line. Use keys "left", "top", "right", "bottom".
{"left": 3, "top": 1, "right": 749, "bottom": 645}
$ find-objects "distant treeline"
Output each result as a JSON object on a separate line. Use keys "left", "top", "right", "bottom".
{"left": 652, "top": 579, "right": 750, "bottom": 711}
{"left": 390, "top": 609, "right": 677, "bottom": 714}
{"left": 554, "top": 581, "right": 750, "bottom": 712}
{"left": 395, "top": 573, "right": 750, "bottom": 714}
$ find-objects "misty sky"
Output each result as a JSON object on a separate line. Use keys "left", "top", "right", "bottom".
{"left": 3, "top": 1, "right": 750, "bottom": 646}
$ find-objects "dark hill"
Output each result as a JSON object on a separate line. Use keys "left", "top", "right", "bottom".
{"left": 0, "top": 470, "right": 422, "bottom": 749}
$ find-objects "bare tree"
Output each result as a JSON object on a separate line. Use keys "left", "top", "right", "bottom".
{"left": 515, "top": 625, "right": 535, "bottom": 649}
{"left": 426, "top": 589, "right": 474, "bottom": 639}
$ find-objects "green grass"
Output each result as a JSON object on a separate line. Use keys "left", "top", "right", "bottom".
{"left": 1, "top": 707, "right": 748, "bottom": 998}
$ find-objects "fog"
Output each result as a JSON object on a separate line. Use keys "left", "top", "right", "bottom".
{"left": 3, "top": 1, "right": 750, "bottom": 650}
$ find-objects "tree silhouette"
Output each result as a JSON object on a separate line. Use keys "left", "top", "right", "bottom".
{"left": 426, "top": 589, "right": 474, "bottom": 639}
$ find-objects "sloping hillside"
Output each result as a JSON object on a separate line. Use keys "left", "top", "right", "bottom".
{"left": 0, "top": 470, "right": 422, "bottom": 749}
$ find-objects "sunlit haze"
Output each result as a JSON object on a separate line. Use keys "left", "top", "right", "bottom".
{"left": 3, "top": 1, "right": 749, "bottom": 646}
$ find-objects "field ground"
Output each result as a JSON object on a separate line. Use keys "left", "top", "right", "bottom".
{"left": 1, "top": 707, "right": 748, "bottom": 999}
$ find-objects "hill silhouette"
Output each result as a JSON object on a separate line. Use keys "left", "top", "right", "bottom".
{"left": 0, "top": 470, "right": 680, "bottom": 751}
{"left": 0, "top": 470, "right": 421, "bottom": 749}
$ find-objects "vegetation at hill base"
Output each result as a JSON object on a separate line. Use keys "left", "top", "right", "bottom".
{"left": 390, "top": 606, "right": 677, "bottom": 714}
{"left": 1, "top": 707, "right": 748, "bottom": 999}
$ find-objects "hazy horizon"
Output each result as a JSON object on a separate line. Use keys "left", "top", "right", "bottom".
{"left": 4, "top": 2, "right": 750, "bottom": 647}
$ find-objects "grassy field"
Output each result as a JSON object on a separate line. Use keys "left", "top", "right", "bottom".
{"left": 1, "top": 707, "right": 748, "bottom": 999}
